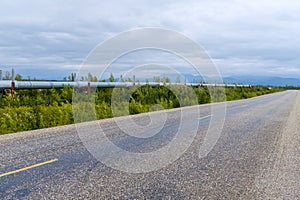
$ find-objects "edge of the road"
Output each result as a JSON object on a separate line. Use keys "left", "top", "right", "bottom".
{"left": 0, "top": 90, "right": 295, "bottom": 142}
{"left": 254, "top": 90, "right": 300, "bottom": 198}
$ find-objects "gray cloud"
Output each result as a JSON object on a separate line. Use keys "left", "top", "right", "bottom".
{"left": 0, "top": 0, "right": 300, "bottom": 79}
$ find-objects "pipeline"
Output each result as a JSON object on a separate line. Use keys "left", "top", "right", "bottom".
{"left": 0, "top": 80, "right": 250, "bottom": 90}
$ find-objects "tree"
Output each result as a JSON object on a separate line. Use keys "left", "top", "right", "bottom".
{"left": 71, "top": 73, "right": 76, "bottom": 81}
{"left": 109, "top": 73, "right": 115, "bottom": 82}
{"left": 153, "top": 76, "right": 160, "bottom": 83}
{"left": 15, "top": 74, "right": 22, "bottom": 81}
{"left": 65, "top": 73, "right": 77, "bottom": 81}
{"left": 162, "top": 77, "right": 171, "bottom": 84}
{"left": 4, "top": 71, "right": 10, "bottom": 80}
{"left": 88, "top": 73, "right": 98, "bottom": 82}
{"left": 120, "top": 75, "right": 124, "bottom": 82}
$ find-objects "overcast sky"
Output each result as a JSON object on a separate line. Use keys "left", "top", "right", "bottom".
{"left": 0, "top": 0, "right": 300, "bottom": 79}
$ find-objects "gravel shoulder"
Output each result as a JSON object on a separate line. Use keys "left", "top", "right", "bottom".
{"left": 256, "top": 91, "right": 300, "bottom": 199}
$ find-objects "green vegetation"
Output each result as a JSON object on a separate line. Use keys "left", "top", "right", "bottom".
{"left": 0, "top": 85, "right": 284, "bottom": 135}
{"left": 225, "top": 86, "right": 283, "bottom": 101}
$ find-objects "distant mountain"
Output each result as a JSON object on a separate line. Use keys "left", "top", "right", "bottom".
{"left": 181, "top": 74, "right": 300, "bottom": 86}
{"left": 103, "top": 74, "right": 300, "bottom": 87}
{"left": 223, "top": 75, "right": 300, "bottom": 87}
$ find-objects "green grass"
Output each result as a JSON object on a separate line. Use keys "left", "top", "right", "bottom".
{"left": 0, "top": 85, "right": 284, "bottom": 135}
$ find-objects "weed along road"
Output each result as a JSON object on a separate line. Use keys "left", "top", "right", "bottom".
{"left": 0, "top": 90, "right": 299, "bottom": 199}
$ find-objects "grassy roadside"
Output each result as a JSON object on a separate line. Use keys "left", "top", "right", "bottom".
{"left": 0, "top": 86, "right": 284, "bottom": 135}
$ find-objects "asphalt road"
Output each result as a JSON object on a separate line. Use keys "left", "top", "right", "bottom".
{"left": 0, "top": 90, "right": 299, "bottom": 199}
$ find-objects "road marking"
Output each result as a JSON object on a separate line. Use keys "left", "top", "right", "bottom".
{"left": 0, "top": 158, "right": 58, "bottom": 178}
{"left": 198, "top": 115, "right": 212, "bottom": 120}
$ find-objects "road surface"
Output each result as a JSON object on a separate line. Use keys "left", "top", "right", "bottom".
{"left": 0, "top": 90, "right": 299, "bottom": 199}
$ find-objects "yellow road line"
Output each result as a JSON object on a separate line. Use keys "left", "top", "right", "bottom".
{"left": 198, "top": 115, "right": 212, "bottom": 120}
{"left": 0, "top": 158, "right": 58, "bottom": 178}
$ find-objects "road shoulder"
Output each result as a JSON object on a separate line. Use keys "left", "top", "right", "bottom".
{"left": 256, "top": 91, "right": 300, "bottom": 199}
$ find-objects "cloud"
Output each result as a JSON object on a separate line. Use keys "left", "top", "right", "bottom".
{"left": 0, "top": 0, "right": 300, "bottom": 79}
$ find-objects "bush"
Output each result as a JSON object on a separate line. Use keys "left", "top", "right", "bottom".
{"left": 0, "top": 85, "right": 284, "bottom": 134}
